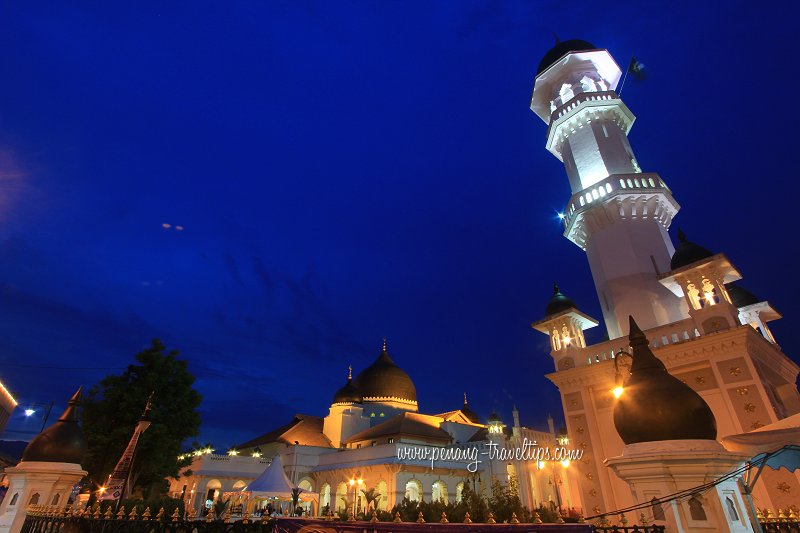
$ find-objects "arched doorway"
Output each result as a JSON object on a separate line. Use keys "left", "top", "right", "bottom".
{"left": 404, "top": 479, "right": 422, "bottom": 502}
{"left": 205, "top": 479, "right": 222, "bottom": 509}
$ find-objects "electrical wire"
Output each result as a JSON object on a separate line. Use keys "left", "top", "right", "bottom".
{"left": 584, "top": 449, "right": 783, "bottom": 520}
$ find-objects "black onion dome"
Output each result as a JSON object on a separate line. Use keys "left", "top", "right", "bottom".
{"left": 670, "top": 229, "right": 713, "bottom": 270}
{"left": 613, "top": 317, "right": 717, "bottom": 444}
{"left": 353, "top": 344, "right": 417, "bottom": 403}
{"left": 22, "top": 388, "right": 87, "bottom": 464}
{"left": 537, "top": 39, "right": 597, "bottom": 75}
{"left": 546, "top": 282, "right": 577, "bottom": 316}
{"left": 461, "top": 394, "right": 480, "bottom": 424}
{"left": 726, "top": 283, "right": 761, "bottom": 308}
{"left": 487, "top": 411, "right": 502, "bottom": 425}
{"left": 332, "top": 369, "right": 362, "bottom": 404}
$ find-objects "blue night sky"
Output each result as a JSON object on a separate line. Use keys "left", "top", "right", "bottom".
{"left": 1, "top": 2, "right": 797, "bottom": 447}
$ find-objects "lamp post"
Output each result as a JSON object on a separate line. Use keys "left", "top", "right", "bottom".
{"left": 348, "top": 475, "right": 363, "bottom": 521}
{"left": 612, "top": 349, "right": 634, "bottom": 398}
{"left": 22, "top": 401, "right": 54, "bottom": 433}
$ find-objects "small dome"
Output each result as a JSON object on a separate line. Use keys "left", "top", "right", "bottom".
{"left": 613, "top": 317, "right": 717, "bottom": 444}
{"left": 487, "top": 411, "right": 502, "bottom": 425}
{"left": 537, "top": 39, "right": 597, "bottom": 75}
{"left": 545, "top": 283, "right": 577, "bottom": 316}
{"left": 332, "top": 368, "right": 362, "bottom": 404}
{"left": 353, "top": 342, "right": 417, "bottom": 403}
{"left": 726, "top": 283, "right": 761, "bottom": 308}
{"left": 670, "top": 229, "right": 713, "bottom": 270}
{"left": 461, "top": 394, "right": 480, "bottom": 424}
{"left": 22, "top": 388, "right": 87, "bottom": 464}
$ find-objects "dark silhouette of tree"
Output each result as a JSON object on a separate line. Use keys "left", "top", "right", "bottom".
{"left": 82, "top": 339, "right": 202, "bottom": 497}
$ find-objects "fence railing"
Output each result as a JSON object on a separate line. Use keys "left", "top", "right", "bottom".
{"left": 20, "top": 505, "right": 274, "bottom": 533}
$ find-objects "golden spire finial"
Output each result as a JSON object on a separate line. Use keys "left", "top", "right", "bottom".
{"left": 382, "top": 337, "right": 387, "bottom": 351}
{"left": 348, "top": 365, "right": 352, "bottom": 380}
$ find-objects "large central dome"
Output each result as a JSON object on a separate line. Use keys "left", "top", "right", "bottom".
{"left": 353, "top": 343, "right": 417, "bottom": 404}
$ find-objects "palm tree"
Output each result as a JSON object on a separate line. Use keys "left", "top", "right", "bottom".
{"left": 361, "top": 488, "right": 381, "bottom": 513}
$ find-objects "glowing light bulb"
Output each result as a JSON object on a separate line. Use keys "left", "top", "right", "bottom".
{"left": 24, "top": 409, "right": 35, "bottom": 417}
{"left": 537, "top": 461, "right": 545, "bottom": 470}
{"left": 557, "top": 213, "right": 565, "bottom": 220}
{"left": 561, "top": 460, "right": 570, "bottom": 468}
{"left": 612, "top": 386, "right": 624, "bottom": 398}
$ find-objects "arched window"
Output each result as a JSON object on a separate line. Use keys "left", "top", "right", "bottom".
{"left": 651, "top": 497, "right": 665, "bottom": 521}
{"left": 431, "top": 480, "right": 448, "bottom": 504}
{"left": 688, "top": 496, "right": 707, "bottom": 521}
{"left": 298, "top": 479, "right": 313, "bottom": 493}
{"left": 320, "top": 483, "right": 331, "bottom": 510}
{"left": 9, "top": 493, "right": 19, "bottom": 506}
{"left": 405, "top": 479, "right": 422, "bottom": 502}
{"left": 205, "top": 479, "right": 222, "bottom": 505}
{"left": 376, "top": 480, "right": 388, "bottom": 511}
{"left": 28, "top": 493, "right": 40, "bottom": 505}
{"left": 335, "top": 483, "right": 348, "bottom": 511}
{"left": 51, "top": 494, "right": 60, "bottom": 505}
{"left": 455, "top": 482, "right": 464, "bottom": 503}
{"left": 580, "top": 76, "right": 597, "bottom": 92}
{"left": 725, "top": 497, "right": 739, "bottom": 521}
{"left": 232, "top": 480, "right": 246, "bottom": 491}
{"left": 559, "top": 83, "right": 574, "bottom": 105}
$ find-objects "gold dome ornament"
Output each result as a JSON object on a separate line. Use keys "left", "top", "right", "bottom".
{"left": 393, "top": 512, "right": 402, "bottom": 523}
{"left": 416, "top": 512, "right": 425, "bottom": 523}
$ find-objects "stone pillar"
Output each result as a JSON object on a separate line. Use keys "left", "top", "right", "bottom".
{"left": 606, "top": 440, "right": 753, "bottom": 533}
{"left": 0, "top": 461, "right": 86, "bottom": 533}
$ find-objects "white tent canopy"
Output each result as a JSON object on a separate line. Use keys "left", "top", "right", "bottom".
{"left": 722, "top": 412, "right": 800, "bottom": 472}
{"left": 244, "top": 455, "right": 318, "bottom": 504}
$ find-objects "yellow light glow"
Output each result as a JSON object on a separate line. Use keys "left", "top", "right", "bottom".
{"left": 537, "top": 461, "right": 545, "bottom": 470}
{"left": 0, "top": 380, "right": 18, "bottom": 406}
{"left": 612, "top": 386, "right": 624, "bottom": 398}
{"left": 227, "top": 449, "right": 238, "bottom": 456}
{"left": 99, "top": 486, "right": 106, "bottom": 494}
{"left": 704, "top": 292, "right": 715, "bottom": 305}
{"left": 358, "top": 478, "right": 363, "bottom": 485}
{"left": 349, "top": 479, "right": 355, "bottom": 486}
{"left": 563, "top": 335, "right": 571, "bottom": 345}
{"left": 561, "top": 460, "right": 570, "bottom": 468}
{"left": 252, "top": 451, "right": 262, "bottom": 458}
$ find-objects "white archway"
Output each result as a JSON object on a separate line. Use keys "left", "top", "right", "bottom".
{"left": 431, "top": 480, "right": 448, "bottom": 504}
{"left": 335, "top": 483, "right": 348, "bottom": 512}
{"left": 376, "top": 480, "right": 388, "bottom": 511}
{"left": 404, "top": 479, "right": 422, "bottom": 502}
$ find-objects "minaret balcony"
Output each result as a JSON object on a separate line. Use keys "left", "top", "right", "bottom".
{"left": 561, "top": 172, "right": 680, "bottom": 248}
{"left": 545, "top": 92, "right": 635, "bottom": 161}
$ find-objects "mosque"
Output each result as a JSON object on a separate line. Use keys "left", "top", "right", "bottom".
{"left": 170, "top": 39, "right": 800, "bottom": 530}
{"left": 170, "top": 339, "right": 581, "bottom": 518}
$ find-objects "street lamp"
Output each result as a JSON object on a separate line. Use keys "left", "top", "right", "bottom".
{"left": 22, "top": 401, "right": 54, "bottom": 432}
{"left": 612, "top": 350, "right": 633, "bottom": 398}
{"left": 348, "top": 475, "right": 363, "bottom": 521}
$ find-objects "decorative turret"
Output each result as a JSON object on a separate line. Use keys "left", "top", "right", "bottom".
{"left": 531, "top": 40, "right": 686, "bottom": 339}
{"left": 461, "top": 393, "right": 480, "bottom": 424}
{"left": 487, "top": 411, "right": 504, "bottom": 435}
{"left": 658, "top": 232, "right": 743, "bottom": 335}
{"left": 613, "top": 317, "right": 716, "bottom": 444}
{"left": 531, "top": 283, "right": 598, "bottom": 370}
{"left": 21, "top": 388, "right": 86, "bottom": 464}
{"left": 0, "top": 389, "right": 88, "bottom": 533}
{"left": 726, "top": 283, "right": 781, "bottom": 343}
{"left": 332, "top": 366, "right": 362, "bottom": 405}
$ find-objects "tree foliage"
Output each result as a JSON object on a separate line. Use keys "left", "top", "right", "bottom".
{"left": 82, "top": 339, "right": 202, "bottom": 496}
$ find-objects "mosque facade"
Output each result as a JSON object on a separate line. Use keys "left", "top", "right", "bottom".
{"left": 170, "top": 343, "right": 582, "bottom": 517}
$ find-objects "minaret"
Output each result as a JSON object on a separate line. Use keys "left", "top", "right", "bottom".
{"left": 531, "top": 40, "right": 687, "bottom": 339}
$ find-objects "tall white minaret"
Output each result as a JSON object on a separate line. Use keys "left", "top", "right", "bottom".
{"left": 530, "top": 40, "right": 688, "bottom": 339}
